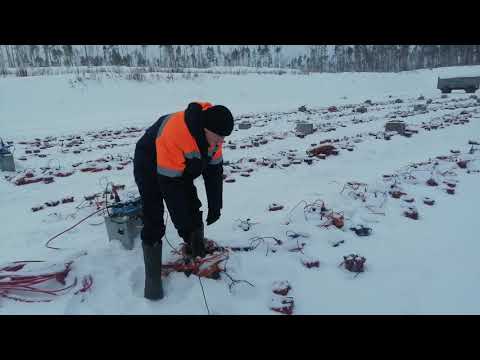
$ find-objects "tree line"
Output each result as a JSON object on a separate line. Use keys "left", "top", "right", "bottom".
{"left": 1, "top": 45, "right": 479, "bottom": 73}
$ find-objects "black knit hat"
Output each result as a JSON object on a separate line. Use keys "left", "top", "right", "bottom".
{"left": 204, "top": 105, "right": 234, "bottom": 137}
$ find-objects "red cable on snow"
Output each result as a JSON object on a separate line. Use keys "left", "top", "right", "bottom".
{"left": 74, "top": 275, "right": 93, "bottom": 295}
{"left": 0, "top": 262, "right": 78, "bottom": 303}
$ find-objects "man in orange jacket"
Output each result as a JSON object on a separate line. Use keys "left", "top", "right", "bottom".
{"left": 133, "top": 102, "right": 234, "bottom": 300}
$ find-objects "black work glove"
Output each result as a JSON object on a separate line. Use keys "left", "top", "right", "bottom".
{"left": 206, "top": 209, "right": 221, "bottom": 226}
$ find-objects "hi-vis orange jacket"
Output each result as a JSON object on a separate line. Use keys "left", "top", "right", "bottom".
{"left": 133, "top": 102, "right": 225, "bottom": 238}
{"left": 155, "top": 102, "right": 223, "bottom": 178}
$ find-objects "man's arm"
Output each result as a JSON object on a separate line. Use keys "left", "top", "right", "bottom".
{"left": 203, "top": 146, "right": 224, "bottom": 225}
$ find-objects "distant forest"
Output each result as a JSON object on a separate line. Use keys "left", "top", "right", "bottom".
{"left": 1, "top": 45, "right": 479, "bottom": 73}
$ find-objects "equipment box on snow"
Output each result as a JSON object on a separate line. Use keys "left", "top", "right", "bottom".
{"left": 105, "top": 215, "right": 143, "bottom": 250}
{"left": 385, "top": 120, "right": 406, "bottom": 134}
{"left": 296, "top": 122, "right": 314, "bottom": 135}
{"left": 0, "top": 153, "right": 15, "bottom": 172}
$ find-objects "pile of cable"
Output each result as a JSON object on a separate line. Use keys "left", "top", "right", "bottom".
{"left": 0, "top": 256, "right": 92, "bottom": 303}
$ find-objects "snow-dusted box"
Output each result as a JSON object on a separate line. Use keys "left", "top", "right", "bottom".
{"left": 105, "top": 215, "right": 142, "bottom": 250}
{"left": 0, "top": 153, "right": 15, "bottom": 172}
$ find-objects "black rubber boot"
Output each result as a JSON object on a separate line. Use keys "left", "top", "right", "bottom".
{"left": 190, "top": 224, "right": 206, "bottom": 259}
{"left": 184, "top": 211, "right": 204, "bottom": 258}
{"left": 182, "top": 228, "right": 193, "bottom": 257}
{"left": 199, "top": 222, "right": 210, "bottom": 250}
{"left": 142, "top": 242, "right": 164, "bottom": 300}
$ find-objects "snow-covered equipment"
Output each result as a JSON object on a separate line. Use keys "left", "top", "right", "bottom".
{"left": 385, "top": 120, "right": 406, "bottom": 135}
{"left": 0, "top": 138, "right": 15, "bottom": 172}
{"left": 340, "top": 254, "right": 366, "bottom": 274}
{"left": 295, "top": 121, "right": 314, "bottom": 135}
{"left": 350, "top": 225, "right": 372, "bottom": 237}
{"left": 413, "top": 104, "right": 427, "bottom": 112}
{"left": 238, "top": 121, "right": 252, "bottom": 130}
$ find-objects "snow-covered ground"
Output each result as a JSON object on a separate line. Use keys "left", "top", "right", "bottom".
{"left": 1, "top": 66, "right": 480, "bottom": 314}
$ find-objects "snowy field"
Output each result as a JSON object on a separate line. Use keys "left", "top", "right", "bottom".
{"left": 1, "top": 65, "right": 480, "bottom": 314}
